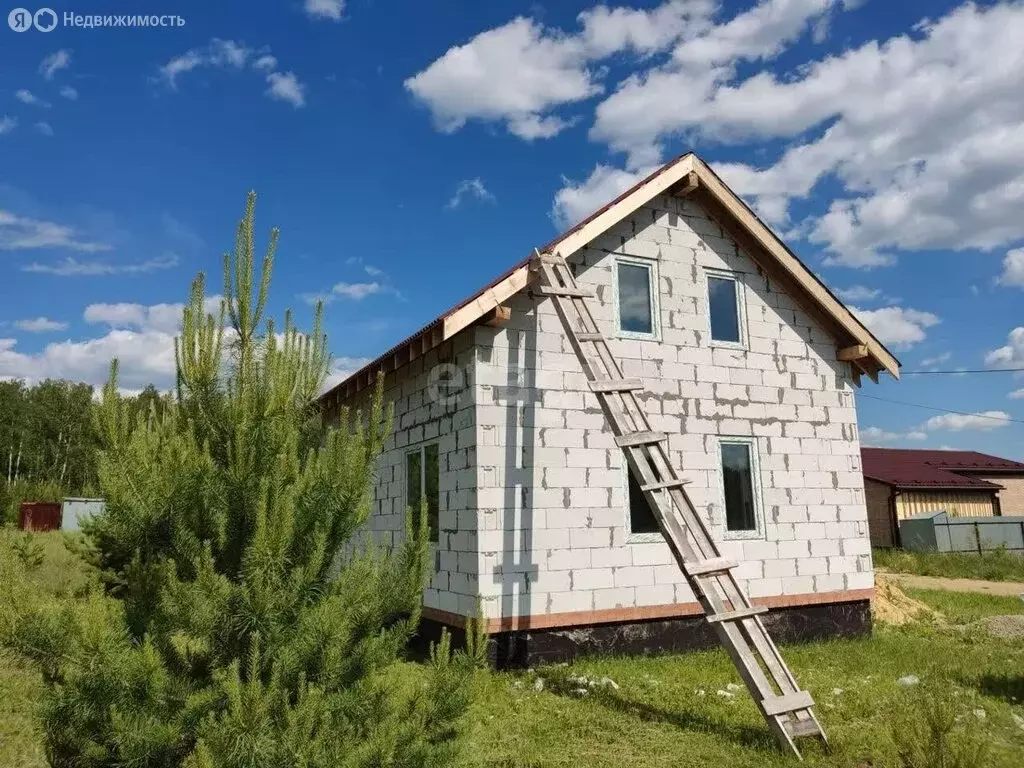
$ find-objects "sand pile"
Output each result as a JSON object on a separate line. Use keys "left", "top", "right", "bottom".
{"left": 872, "top": 574, "right": 942, "bottom": 625}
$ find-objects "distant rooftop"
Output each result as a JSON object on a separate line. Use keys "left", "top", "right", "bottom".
{"left": 861, "top": 448, "right": 1024, "bottom": 490}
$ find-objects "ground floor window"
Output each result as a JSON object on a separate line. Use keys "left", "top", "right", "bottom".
{"left": 406, "top": 443, "right": 439, "bottom": 542}
{"left": 720, "top": 438, "right": 760, "bottom": 535}
{"left": 626, "top": 468, "right": 661, "bottom": 538}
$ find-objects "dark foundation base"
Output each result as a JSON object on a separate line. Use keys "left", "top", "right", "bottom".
{"left": 413, "top": 600, "right": 871, "bottom": 670}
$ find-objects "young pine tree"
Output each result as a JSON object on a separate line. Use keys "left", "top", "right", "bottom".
{"left": 39, "top": 192, "right": 482, "bottom": 767}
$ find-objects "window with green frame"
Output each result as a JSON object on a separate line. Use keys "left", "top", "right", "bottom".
{"left": 406, "top": 443, "right": 440, "bottom": 542}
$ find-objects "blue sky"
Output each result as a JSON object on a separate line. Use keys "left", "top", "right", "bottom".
{"left": 1, "top": 0, "right": 1023, "bottom": 458}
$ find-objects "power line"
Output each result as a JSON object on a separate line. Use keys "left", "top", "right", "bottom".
{"left": 901, "top": 367, "right": 1024, "bottom": 375}
{"left": 858, "top": 393, "right": 1024, "bottom": 425}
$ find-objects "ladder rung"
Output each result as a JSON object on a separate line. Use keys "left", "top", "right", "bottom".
{"left": 640, "top": 478, "right": 692, "bottom": 492}
{"left": 786, "top": 718, "right": 823, "bottom": 738}
{"left": 614, "top": 431, "right": 667, "bottom": 448}
{"left": 762, "top": 690, "right": 815, "bottom": 717}
{"left": 685, "top": 557, "right": 736, "bottom": 576}
{"left": 537, "top": 285, "right": 594, "bottom": 298}
{"left": 589, "top": 378, "right": 644, "bottom": 393}
{"left": 575, "top": 332, "right": 604, "bottom": 342}
{"left": 706, "top": 605, "right": 768, "bottom": 624}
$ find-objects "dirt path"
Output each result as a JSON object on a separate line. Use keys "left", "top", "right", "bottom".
{"left": 877, "top": 570, "right": 1024, "bottom": 597}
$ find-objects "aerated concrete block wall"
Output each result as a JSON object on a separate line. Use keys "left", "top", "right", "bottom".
{"left": 471, "top": 193, "right": 873, "bottom": 625}
{"left": 344, "top": 333, "right": 481, "bottom": 619}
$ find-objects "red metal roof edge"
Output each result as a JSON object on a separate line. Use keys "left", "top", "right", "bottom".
{"left": 319, "top": 153, "right": 697, "bottom": 403}
{"left": 862, "top": 473, "right": 1003, "bottom": 491}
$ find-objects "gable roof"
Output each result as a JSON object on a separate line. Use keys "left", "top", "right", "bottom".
{"left": 321, "top": 152, "right": 901, "bottom": 406}
{"left": 861, "top": 448, "right": 1024, "bottom": 490}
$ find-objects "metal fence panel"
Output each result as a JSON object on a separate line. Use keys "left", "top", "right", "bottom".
{"left": 899, "top": 511, "right": 1024, "bottom": 554}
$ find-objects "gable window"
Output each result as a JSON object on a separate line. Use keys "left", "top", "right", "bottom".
{"left": 719, "top": 439, "right": 760, "bottom": 536}
{"left": 615, "top": 257, "right": 658, "bottom": 338}
{"left": 406, "top": 443, "right": 440, "bottom": 542}
{"left": 707, "top": 272, "right": 743, "bottom": 344}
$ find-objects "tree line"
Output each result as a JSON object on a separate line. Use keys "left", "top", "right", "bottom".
{"left": 0, "top": 379, "right": 168, "bottom": 525}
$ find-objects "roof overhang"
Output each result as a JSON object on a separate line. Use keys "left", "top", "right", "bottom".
{"left": 863, "top": 475, "right": 1004, "bottom": 491}
{"left": 320, "top": 152, "right": 901, "bottom": 406}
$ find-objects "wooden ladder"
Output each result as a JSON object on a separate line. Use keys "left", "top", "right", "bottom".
{"left": 532, "top": 249, "right": 827, "bottom": 759}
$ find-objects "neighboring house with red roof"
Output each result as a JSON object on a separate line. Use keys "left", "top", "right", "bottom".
{"left": 861, "top": 448, "right": 1024, "bottom": 547}
{"left": 320, "top": 153, "right": 901, "bottom": 665}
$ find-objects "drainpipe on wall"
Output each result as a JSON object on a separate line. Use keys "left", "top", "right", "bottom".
{"left": 889, "top": 487, "right": 903, "bottom": 549}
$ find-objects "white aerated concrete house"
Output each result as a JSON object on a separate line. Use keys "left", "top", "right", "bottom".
{"left": 320, "top": 153, "right": 901, "bottom": 667}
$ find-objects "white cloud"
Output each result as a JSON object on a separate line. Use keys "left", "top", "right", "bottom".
{"left": 59, "top": 85, "right": 78, "bottom": 100}
{"left": 405, "top": 2, "right": 713, "bottom": 140}
{"left": 14, "top": 317, "right": 67, "bottom": 332}
{"left": 860, "top": 426, "right": 928, "bottom": 446}
{"left": 551, "top": 164, "right": 651, "bottom": 229}
{"left": 35, "top": 122, "right": 54, "bottom": 137}
{"left": 0, "top": 117, "right": 16, "bottom": 135}
{"left": 922, "top": 411, "right": 1012, "bottom": 432}
{"left": 157, "top": 50, "right": 205, "bottom": 88}
{"left": 836, "top": 285, "right": 880, "bottom": 303}
{"left": 265, "top": 71, "right": 306, "bottom": 108}
{"left": 304, "top": 0, "right": 345, "bottom": 21}
{"left": 405, "top": 17, "right": 600, "bottom": 140}
{"left": 159, "top": 39, "right": 253, "bottom": 87}
{"left": 851, "top": 305, "right": 939, "bottom": 348}
{"left": 0, "top": 210, "right": 109, "bottom": 252}
{"left": 253, "top": 55, "right": 277, "bottom": 72}
{"left": 0, "top": 331, "right": 177, "bottom": 391}
{"left": 331, "top": 282, "right": 383, "bottom": 300}
{"left": 15, "top": 90, "right": 50, "bottom": 108}
{"left": 997, "top": 247, "right": 1024, "bottom": 288}
{"left": 985, "top": 326, "right": 1024, "bottom": 369}
{"left": 555, "top": 3, "right": 1024, "bottom": 268}
{"left": 302, "top": 277, "right": 403, "bottom": 305}
{"left": 919, "top": 352, "right": 951, "bottom": 368}
{"left": 590, "top": 0, "right": 842, "bottom": 168}
{"left": 39, "top": 49, "right": 71, "bottom": 80}
{"left": 2, "top": 298, "right": 357, "bottom": 394}
{"left": 323, "top": 356, "right": 371, "bottom": 392}
{"left": 22, "top": 254, "right": 178, "bottom": 277}
{"left": 83, "top": 298, "right": 220, "bottom": 335}
{"left": 158, "top": 39, "right": 306, "bottom": 107}
{"left": 1008, "top": 388, "right": 1024, "bottom": 400}
{"left": 447, "top": 178, "right": 495, "bottom": 209}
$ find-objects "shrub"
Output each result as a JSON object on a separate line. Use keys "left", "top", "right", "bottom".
{"left": 8, "top": 193, "right": 481, "bottom": 768}
{"left": 891, "top": 678, "right": 990, "bottom": 768}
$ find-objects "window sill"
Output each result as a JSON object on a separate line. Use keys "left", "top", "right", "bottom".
{"left": 722, "top": 528, "right": 765, "bottom": 541}
{"left": 616, "top": 330, "right": 661, "bottom": 342}
{"left": 708, "top": 339, "right": 748, "bottom": 351}
{"left": 626, "top": 531, "right": 664, "bottom": 544}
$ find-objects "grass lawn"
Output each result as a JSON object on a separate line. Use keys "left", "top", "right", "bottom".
{"left": 4, "top": 532, "right": 1024, "bottom": 767}
{"left": 456, "top": 626, "right": 1024, "bottom": 767}
{"left": 874, "top": 547, "right": 1024, "bottom": 583}
{"left": 906, "top": 587, "right": 1024, "bottom": 624}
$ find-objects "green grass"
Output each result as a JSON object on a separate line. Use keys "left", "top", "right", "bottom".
{"left": 874, "top": 546, "right": 1024, "bottom": 582}
{"left": 452, "top": 627, "right": 1024, "bottom": 767}
{"left": 906, "top": 587, "right": 1024, "bottom": 624}
{"left": 4, "top": 533, "right": 1024, "bottom": 767}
